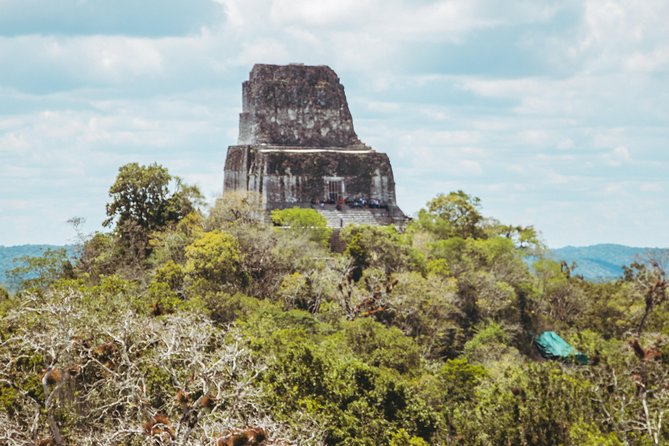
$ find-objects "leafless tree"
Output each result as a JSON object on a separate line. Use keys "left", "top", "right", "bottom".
{"left": 0, "top": 288, "right": 324, "bottom": 445}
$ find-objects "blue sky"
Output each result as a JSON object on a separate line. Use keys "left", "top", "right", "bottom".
{"left": 0, "top": 0, "right": 668, "bottom": 248}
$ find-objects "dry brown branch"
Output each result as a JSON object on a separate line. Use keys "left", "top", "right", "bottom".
{"left": 0, "top": 288, "right": 322, "bottom": 445}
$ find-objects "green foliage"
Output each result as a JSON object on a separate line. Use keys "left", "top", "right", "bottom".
{"left": 624, "top": 255, "right": 669, "bottom": 335}
{"left": 80, "top": 275, "right": 144, "bottom": 317}
{"left": 0, "top": 286, "right": 13, "bottom": 325}
{"left": 241, "top": 301, "right": 323, "bottom": 342}
{"left": 4, "top": 185, "right": 669, "bottom": 445}
{"left": 145, "top": 281, "right": 182, "bottom": 316}
{"left": 386, "top": 272, "right": 463, "bottom": 358}
{"left": 437, "top": 358, "right": 487, "bottom": 404}
{"left": 276, "top": 272, "right": 312, "bottom": 311}
{"left": 413, "top": 190, "right": 484, "bottom": 239}
{"left": 104, "top": 162, "right": 202, "bottom": 231}
{"left": 574, "top": 281, "right": 637, "bottom": 338}
{"left": 463, "top": 322, "right": 515, "bottom": 363}
{"left": 103, "top": 162, "right": 203, "bottom": 262}
{"left": 142, "top": 364, "right": 174, "bottom": 407}
{"left": 341, "top": 318, "right": 423, "bottom": 375}
{"left": 272, "top": 225, "right": 331, "bottom": 273}
{"left": 271, "top": 207, "right": 332, "bottom": 247}
{"left": 342, "top": 225, "right": 414, "bottom": 280}
{"left": 262, "top": 338, "right": 438, "bottom": 445}
{"left": 204, "top": 292, "right": 253, "bottom": 326}
{"left": 418, "top": 236, "right": 534, "bottom": 344}
{"left": 452, "top": 362, "right": 596, "bottom": 445}
{"left": 428, "top": 236, "right": 527, "bottom": 278}
{"left": 534, "top": 258, "right": 588, "bottom": 328}
{"left": 77, "top": 231, "right": 118, "bottom": 278}
{"left": 389, "top": 429, "right": 429, "bottom": 446}
{"left": 426, "top": 237, "right": 470, "bottom": 273}
{"left": 206, "top": 190, "right": 264, "bottom": 229}
{"left": 425, "top": 257, "right": 450, "bottom": 277}
{"left": 152, "top": 260, "right": 185, "bottom": 293}
{"left": 224, "top": 223, "right": 281, "bottom": 298}
{"left": 104, "top": 161, "right": 171, "bottom": 230}
{"left": 184, "top": 231, "right": 246, "bottom": 290}
{"left": 486, "top": 221, "right": 543, "bottom": 253}
{"left": 0, "top": 383, "right": 19, "bottom": 415}
{"left": 568, "top": 421, "right": 624, "bottom": 446}
{"left": 148, "top": 211, "right": 204, "bottom": 267}
{"left": 1, "top": 352, "right": 45, "bottom": 415}
{"left": 270, "top": 207, "right": 327, "bottom": 228}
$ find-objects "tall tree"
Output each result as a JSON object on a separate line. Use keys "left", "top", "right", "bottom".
{"left": 104, "top": 163, "right": 201, "bottom": 232}
{"left": 103, "top": 163, "right": 203, "bottom": 262}
{"left": 414, "top": 191, "right": 485, "bottom": 239}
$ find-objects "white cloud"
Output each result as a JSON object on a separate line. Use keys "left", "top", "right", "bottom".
{"left": 212, "top": 0, "right": 571, "bottom": 79}
{"left": 0, "top": 199, "right": 31, "bottom": 210}
{"left": 625, "top": 48, "right": 669, "bottom": 73}
{"left": 564, "top": 0, "right": 669, "bottom": 74}
{"left": 415, "top": 130, "right": 481, "bottom": 147}
{"left": 269, "top": 0, "right": 375, "bottom": 27}
{"left": 639, "top": 182, "right": 663, "bottom": 193}
{"left": 84, "top": 37, "right": 164, "bottom": 81}
{"left": 0, "top": 131, "right": 30, "bottom": 153}
{"left": 1, "top": 0, "right": 669, "bottom": 248}
{"left": 234, "top": 39, "right": 290, "bottom": 66}
{"left": 608, "top": 145, "right": 631, "bottom": 165}
{"left": 591, "top": 128, "right": 626, "bottom": 148}
{"left": 458, "top": 159, "right": 483, "bottom": 175}
{"left": 364, "top": 101, "right": 402, "bottom": 113}
{"left": 556, "top": 137, "right": 574, "bottom": 150}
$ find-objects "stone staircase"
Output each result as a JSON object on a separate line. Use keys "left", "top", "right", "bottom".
{"left": 317, "top": 208, "right": 392, "bottom": 228}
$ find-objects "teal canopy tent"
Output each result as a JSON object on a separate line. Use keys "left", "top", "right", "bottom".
{"left": 534, "top": 331, "right": 589, "bottom": 365}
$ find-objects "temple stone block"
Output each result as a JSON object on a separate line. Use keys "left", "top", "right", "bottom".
{"left": 224, "top": 63, "right": 406, "bottom": 224}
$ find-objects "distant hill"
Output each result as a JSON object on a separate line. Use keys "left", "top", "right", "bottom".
{"left": 0, "top": 244, "right": 75, "bottom": 290}
{"left": 549, "top": 244, "right": 668, "bottom": 281}
{"left": 2, "top": 243, "right": 666, "bottom": 289}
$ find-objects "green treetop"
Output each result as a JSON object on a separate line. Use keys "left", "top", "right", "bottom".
{"left": 104, "top": 162, "right": 203, "bottom": 232}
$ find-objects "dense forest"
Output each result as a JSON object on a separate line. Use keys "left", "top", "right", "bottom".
{"left": 1, "top": 163, "right": 667, "bottom": 445}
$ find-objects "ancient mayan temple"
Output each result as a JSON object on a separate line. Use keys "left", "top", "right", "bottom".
{"left": 224, "top": 63, "right": 406, "bottom": 227}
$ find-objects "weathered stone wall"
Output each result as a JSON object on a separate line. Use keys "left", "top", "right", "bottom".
{"left": 237, "top": 64, "right": 362, "bottom": 148}
{"left": 225, "top": 146, "right": 398, "bottom": 209}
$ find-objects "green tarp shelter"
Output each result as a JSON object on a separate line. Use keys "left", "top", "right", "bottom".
{"left": 534, "top": 331, "right": 589, "bottom": 365}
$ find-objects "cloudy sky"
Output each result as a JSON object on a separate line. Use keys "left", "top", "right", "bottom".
{"left": 0, "top": 0, "right": 667, "bottom": 248}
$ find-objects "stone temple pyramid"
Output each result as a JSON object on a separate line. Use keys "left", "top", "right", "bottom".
{"left": 223, "top": 63, "right": 406, "bottom": 227}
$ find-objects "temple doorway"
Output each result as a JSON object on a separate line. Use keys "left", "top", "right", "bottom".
{"left": 325, "top": 178, "right": 345, "bottom": 202}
